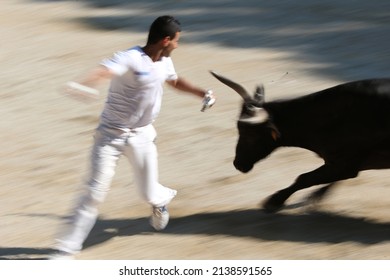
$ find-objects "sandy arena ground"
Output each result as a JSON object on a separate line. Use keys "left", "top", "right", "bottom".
{"left": 1, "top": 0, "right": 390, "bottom": 260}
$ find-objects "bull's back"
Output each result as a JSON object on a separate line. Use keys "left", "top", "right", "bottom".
{"left": 268, "top": 78, "right": 390, "bottom": 163}
{"left": 316, "top": 78, "right": 390, "bottom": 132}
{"left": 297, "top": 78, "right": 390, "bottom": 115}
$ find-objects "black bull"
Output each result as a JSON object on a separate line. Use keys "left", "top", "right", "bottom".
{"left": 211, "top": 71, "right": 390, "bottom": 213}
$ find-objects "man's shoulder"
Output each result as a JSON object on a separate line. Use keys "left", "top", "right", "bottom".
{"left": 119, "top": 46, "right": 143, "bottom": 57}
{"left": 106, "top": 46, "right": 144, "bottom": 65}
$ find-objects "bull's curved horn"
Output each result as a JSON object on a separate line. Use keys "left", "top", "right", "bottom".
{"left": 210, "top": 71, "right": 253, "bottom": 103}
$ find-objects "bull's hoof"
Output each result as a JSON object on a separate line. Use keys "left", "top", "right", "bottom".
{"left": 262, "top": 195, "right": 285, "bottom": 213}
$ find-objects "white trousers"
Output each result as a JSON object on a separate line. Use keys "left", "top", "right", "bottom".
{"left": 56, "top": 124, "right": 177, "bottom": 254}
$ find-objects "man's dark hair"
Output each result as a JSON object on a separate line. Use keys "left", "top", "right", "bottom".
{"left": 147, "top": 15, "right": 181, "bottom": 45}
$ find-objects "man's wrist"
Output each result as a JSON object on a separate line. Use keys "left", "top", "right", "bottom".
{"left": 204, "top": 89, "right": 213, "bottom": 97}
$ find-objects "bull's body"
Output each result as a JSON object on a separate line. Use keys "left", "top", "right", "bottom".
{"left": 265, "top": 79, "right": 390, "bottom": 171}
{"left": 211, "top": 71, "right": 390, "bottom": 212}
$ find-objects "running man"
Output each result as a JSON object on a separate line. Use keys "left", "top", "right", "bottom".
{"left": 50, "top": 15, "right": 216, "bottom": 259}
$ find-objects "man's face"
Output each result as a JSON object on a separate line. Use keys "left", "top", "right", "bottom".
{"left": 162, "top": 32, "right": 180, "bottom": 57}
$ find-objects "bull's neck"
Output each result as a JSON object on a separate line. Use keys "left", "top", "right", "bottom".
{"left": 264, "top": 100, "right": 315, "bottom": 150}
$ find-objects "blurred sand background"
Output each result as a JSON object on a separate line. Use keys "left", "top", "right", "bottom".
{"left": 1, "top": 0, "right": 390, "bottom": 259}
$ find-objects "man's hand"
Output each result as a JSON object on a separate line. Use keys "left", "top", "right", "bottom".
{"left": 201, "top": 89, "right": 216, "bottom": 112}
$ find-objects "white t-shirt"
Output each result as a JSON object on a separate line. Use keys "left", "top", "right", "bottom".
{"left": 99, "top": 46, "right": 178, "bottom": 129}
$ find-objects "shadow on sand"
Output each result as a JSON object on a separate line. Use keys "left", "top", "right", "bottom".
{"left": 2, "top": 208, "right": 390, "bottom": 259}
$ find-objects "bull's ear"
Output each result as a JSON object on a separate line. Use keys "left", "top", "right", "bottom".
{"left": 254, "top": 84, "right": 265, "bottom": 105}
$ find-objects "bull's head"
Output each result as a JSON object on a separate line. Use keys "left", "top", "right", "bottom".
{"left": 210, "top": 71, "right": 280, "bottom": 173}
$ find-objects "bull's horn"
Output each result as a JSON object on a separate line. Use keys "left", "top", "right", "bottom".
{"left": 254, "top": 85, "right": 265, "bottom": 104}
{"left": 239, "top": 107, "right": 269, "bottom": 124}
{"left": 210, "top": 71, "right": 253, "bottom": 103}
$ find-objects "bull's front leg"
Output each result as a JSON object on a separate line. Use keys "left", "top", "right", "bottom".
{"left": 262, "top": 163, "right": 359, "bottom": 213}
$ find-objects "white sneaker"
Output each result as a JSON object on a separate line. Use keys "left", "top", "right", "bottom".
{"left": 150, "top": 206, "right": 170, "bottom": 231}
{"left": 48, "top": 250, "right": 74, "bottom": 260}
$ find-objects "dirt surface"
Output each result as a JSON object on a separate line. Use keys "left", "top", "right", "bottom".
{"left": 1, "top": 0, "right": 390, "bottom": 260}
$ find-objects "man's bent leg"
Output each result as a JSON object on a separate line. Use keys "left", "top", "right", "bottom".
{"left": 125, "top": 124, "right": 177, "bottom": 207}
